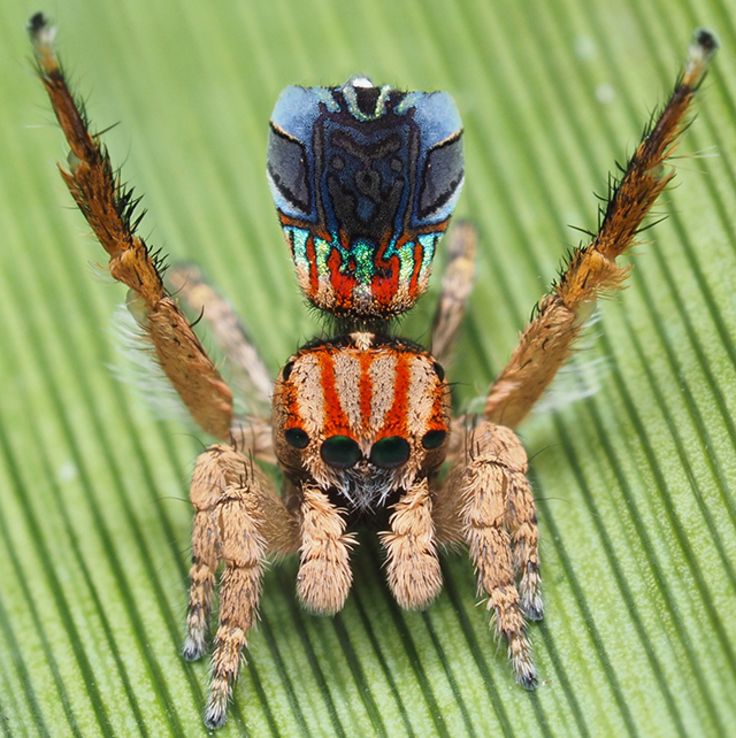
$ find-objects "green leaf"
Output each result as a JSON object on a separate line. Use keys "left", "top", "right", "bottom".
{"left": 1, "top": 0, "right": 735, "bottom": 735}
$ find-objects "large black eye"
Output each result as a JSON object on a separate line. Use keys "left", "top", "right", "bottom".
{"left": 285, "top": 428, "right": 310, "bottom": 449}
{"left": 421, "top": 430, "right": 446, "bottom": 450}
{"left": 370, "top": 436, "right": 410, "bottom": 468}
{"left": 321, "top": 436, "right": 362, "bottom": 469}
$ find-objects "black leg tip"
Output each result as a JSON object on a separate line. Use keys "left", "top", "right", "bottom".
{"left": 694, "top": 28, "right": 719, "bottom": 57}
{"left": 28, "top": 12, "right": 47, "bottom": 34}
{"left": 204, "top": 704, "right": 227, "bottom": 731}
{"left": 517, "top": 669, "right": 538, "bottom": 691}
{"left": 182, "top": 636, "right": 207, "bottom": 662}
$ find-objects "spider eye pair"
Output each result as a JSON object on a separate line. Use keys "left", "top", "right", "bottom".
{"left": 321, "top": 435, "right": 412, "bottom": 469}
{"left": 284, "top": 428, "right": 447, "bottom": 468}
{"left": 305, "top": 434, "right": 411, "bottom": 469}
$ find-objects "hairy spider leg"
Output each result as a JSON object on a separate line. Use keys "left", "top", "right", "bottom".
{"left": 185, "top": 444, "right": 298, "bottom": 730}
{"left": 28, "top": 13, "right": 233, "bottom": 438}
{"left": 167, "top": 263, "right": 274, "bottom": 412}
{"left": 430, "top": 220, "right": 478, "bottom": 367}
{"left": 434, "top": 422, "right": 541, "bottom": 686}
{"left": 484, "top": 30, "right": 718, "bottom": 428}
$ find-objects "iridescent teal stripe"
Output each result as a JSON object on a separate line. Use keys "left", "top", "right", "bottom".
{"left": 282, "top": 226, "right": 443, "bottom": 299}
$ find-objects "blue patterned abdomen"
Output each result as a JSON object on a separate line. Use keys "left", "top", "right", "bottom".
{"left": 267, "top": 77, "right": 463, "bottom": 319}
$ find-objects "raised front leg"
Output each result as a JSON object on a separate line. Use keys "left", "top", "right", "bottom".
{"left": 29, "top": 14, "right": 233, "bottom": 438}
{"left": 484, "top": 31, "right": 718, "bottom": 428}
{"left": 184, "top": 444, "right": 298, "bottom": 729}
{"left": 435, "top": 421, "right": 541, "bottom": 687}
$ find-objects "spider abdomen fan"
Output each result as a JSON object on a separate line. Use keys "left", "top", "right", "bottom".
{"left": 268, "top": 78, "right": 464, "bottom": 319}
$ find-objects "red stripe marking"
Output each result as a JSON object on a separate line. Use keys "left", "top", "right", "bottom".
{"left": 278, "top": 211, "right": 331, "bottom": 242}
{"left": 429, "top": 377, "right": 450, "bottom": 432}
{"left": 408, "top": 240, "right": 424, "bottom": 299}
{"left": 319, "top": 349, "right": 350, "bottom": 436}
{"left": 281, "top": 368, "right": 303, "bottom": 428}
{"left": 415, "top": 218, "right": 450, "bottom": 236}
{"left": 371, "top": 232, "right": 400, "bottom": 308}
{"left": 327, "top": 234, "right": 357, "bottom": 309}
{"left": 379, "top": 351, "right": 410, "bottom": 438}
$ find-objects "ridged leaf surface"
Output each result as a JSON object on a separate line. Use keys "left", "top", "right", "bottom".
{"left": 1, "top": 0, "right": 734, "bottom": 735}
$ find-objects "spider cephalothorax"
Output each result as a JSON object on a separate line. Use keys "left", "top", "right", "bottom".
{"left": 272, "top": 332, "right": 451, "bottom": 511}
{"left": 268, "top": 77, "right": 463, "bottom": 317}
{"left": 29, "top": 11, "right": 717, "bottom": 729}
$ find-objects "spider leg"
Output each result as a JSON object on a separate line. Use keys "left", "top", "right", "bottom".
{"left": 506, "top": 464, "right": 542, "bottom": 620}
{"left": 297, "top": 483, "right": 355, "bottom": 614}
{"left": 379, "top": 477, "right": 443, "bottom": 609}
{"left": 430, "top": 220, "right": 477, "bottom": 367}
{"left": 29, "top": 14, "right": 232, "bottom": 438}
{"left": 231, "top": 417, "right": 277, "bottom": 465}
{"left": 484, "top": 30, "right": 718, "bottom": 428}
{"left": 167, "top": 263, "right": 273, "bottom": 410}
{"left": 435, "top": 421, "right": 539, "bottom": 686}
{"left": 184, "top": 443, "right": 298, "bottom": 729}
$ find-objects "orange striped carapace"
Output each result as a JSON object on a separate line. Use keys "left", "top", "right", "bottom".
{"left": 272, "top": 333, "right": 451, "bottom": 510}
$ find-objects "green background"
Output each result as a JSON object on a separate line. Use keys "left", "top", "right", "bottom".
{"left": 1, "top": 0, "right": 735, "bottom": 735}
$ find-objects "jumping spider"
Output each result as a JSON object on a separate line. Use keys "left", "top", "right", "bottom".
{"left": 29, "top": 13, "right": 717, "bottom": 730}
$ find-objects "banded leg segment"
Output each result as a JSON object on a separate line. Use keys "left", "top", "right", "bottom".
{"left": 484, "top": 30, "right": 718, "bottom": 428}
{"left": 208, "top": 497, "right": 264, "bottom": 729}
{"left": 438, "top": 422, "right": 539, "bottom": 686}
{"left": 184, "top": 444, "right": 298, "bottom": 729}
{"left": 29, "top": 14, "right": 232, "bottom": 438}
{"left": 380, "top": 477, "right": 443, "bottom": 610}
{"left": 507, "top": 470, "right": 542, "bottom": 621}
{"left": 184, "top": 506, "right": 219, "bottom": 661}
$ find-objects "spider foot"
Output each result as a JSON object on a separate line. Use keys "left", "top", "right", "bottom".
{"left": 499, "top": 612, "right": 537, "bottom": 689}
{"left": 521, "top": 596, "right": 544, "bottom": 623}
{"left": 182, "top": 629, "right": 208, "bottom": 662}
{"left": 486, "top": 592, "right": 538, "bottom": 691}
{"left": 513, "top": 652, "right": 538, "bottom": 691}
{"left": 204, "top": 689, "right": 229, "bottom": 731}
{"left": 204, "top": 626, "right": 246, "bottom": 730}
